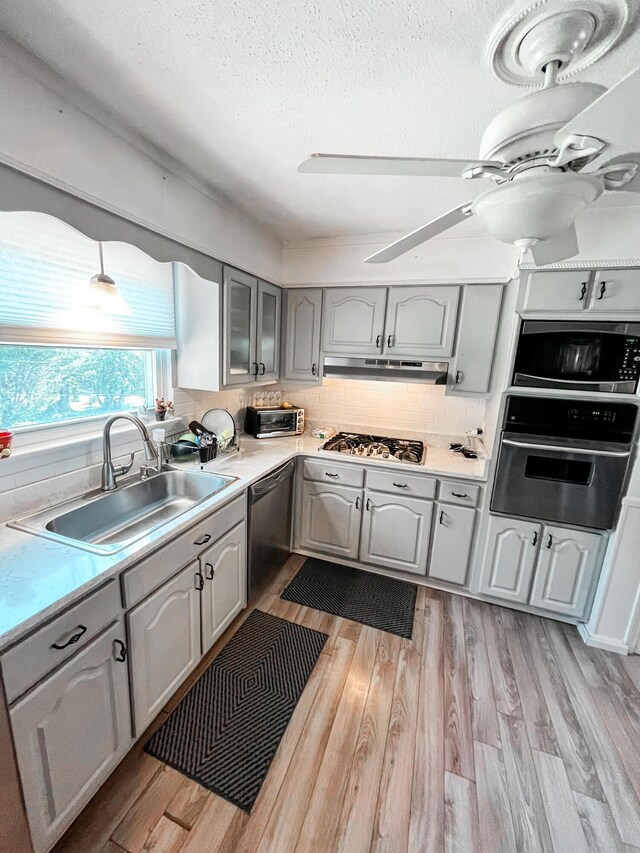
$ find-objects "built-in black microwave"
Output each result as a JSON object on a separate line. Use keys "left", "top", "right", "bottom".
{"left": 513, "top": 320, "right": 640, "bottom": 393}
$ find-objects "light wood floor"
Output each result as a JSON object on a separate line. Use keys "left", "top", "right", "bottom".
{"left": 55, "top": 554, "right": 640, "bottom": 853}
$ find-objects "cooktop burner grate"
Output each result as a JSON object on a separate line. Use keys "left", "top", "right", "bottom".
{"left": 321, "top": 432, "right": 425, "bottom": 464}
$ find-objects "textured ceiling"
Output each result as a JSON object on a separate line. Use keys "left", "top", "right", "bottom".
{"left": 1, "top": 0, "right": 639, "bottom": 241}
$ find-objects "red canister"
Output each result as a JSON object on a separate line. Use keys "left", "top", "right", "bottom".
{"left": 0, "top": 430, "right": 13, "bottom": 459}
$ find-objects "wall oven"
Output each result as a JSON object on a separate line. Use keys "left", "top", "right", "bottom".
{"left": 491, "top": 396, "right": 637, "bottom": 530}
{"left": 513, "top": 320, "right": 640, "bottom": 393}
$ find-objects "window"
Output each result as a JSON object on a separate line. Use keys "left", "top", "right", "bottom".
{"left": 0, "top": 344, "right": 164, "bottom": 430}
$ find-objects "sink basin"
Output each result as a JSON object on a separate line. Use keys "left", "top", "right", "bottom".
{"left": 11, "top": 469, "right": 237, "bottom": 554}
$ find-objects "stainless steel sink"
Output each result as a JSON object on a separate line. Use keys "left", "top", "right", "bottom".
{"left": 11, "top": 469, "right": 238, "bottom": 554}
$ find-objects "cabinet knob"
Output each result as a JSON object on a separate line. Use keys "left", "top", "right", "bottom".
{"left": 113, "top": 639, "right": 127, "bottom": 662}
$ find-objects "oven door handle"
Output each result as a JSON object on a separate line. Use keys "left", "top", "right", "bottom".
{"left": 501, "top": 438, "right": 631, "bottom": 458}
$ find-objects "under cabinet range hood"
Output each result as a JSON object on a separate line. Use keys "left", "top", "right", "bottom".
{"left": 323, "top": 356, "right": 449, "bottom": 384}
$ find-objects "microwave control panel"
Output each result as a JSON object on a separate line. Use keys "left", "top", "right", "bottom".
{"left": 617, "top": 338, "right": 640, "bottom": 382}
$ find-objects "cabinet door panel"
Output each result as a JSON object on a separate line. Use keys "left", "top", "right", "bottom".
{"left": 257, "top": 281, "right": 281, "bottom": 382}
{"left": 429, "top": 504, "right": 475, "bottom": 586}
{"left": 384, "top": 286, "right": 459, "bottom": 357}
{"left": 128, "top": 562, "right": 201, "bottom": 735}
{"left": 201, "top": 522, "right": 247, "bottom": 655}
{"left": 589, "top": 270, "right": 640, "bottom": 313}
{"left": 451, "top": 284, "right": 503, "bottom": 393}
{"left": 11, "top": 622, "right": 131, "bottom": 853}
{"left": 359, "top": 492, "right": 432, "bottom": 575}
{"left": 283, "top": 289, "right": 322, "bottom": 382}
{"left": 520, "top": 271, "right": 591, "bottom": 313}
{"left": 322, "top": 288, "right": 387, "bottom": 354}
{"left": 479, "top": 515, "right": 541, "bottom": 603}
{"left": 223, "top": 266, "right": 258, "bottom": 386}
{"left": 529, "top": 526, "right": 602, "bottom": 617}
{"left": 298, "top": 481, "right": 362, "bottom": 559}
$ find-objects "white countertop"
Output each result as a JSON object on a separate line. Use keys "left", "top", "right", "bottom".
{"left": 0, "top": 435, "right": 486, "bottom": 652}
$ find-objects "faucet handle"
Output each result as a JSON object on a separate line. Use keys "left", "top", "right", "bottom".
{"left": 114, "top": 452, "right": 135, "bottom": 477}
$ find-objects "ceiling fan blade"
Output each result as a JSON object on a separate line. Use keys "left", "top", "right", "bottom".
{"left": 554, "top": 66, "right": 640, "bottom": 166}
{"left": 364, "top": 203, "right": 474, "bottom": 264}
{"left": 298, "top": 153, "right": 502, "bottom": 177}
{"left": 530, "top": 224, "right": 579, "bottom": 266}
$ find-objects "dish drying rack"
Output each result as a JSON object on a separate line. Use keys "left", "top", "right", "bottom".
{"left": 162, "top": 426, "right": 241, "bottom": 465}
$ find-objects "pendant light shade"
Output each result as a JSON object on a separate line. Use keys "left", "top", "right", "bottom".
{"left": 86, "top": 242, "right": 130, "bottom": 315}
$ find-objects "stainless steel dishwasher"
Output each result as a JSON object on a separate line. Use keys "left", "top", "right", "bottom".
{"left": 248, "top": 459, "right": 295, "bottom": 600}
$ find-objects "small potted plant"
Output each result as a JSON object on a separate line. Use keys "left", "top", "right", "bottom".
{"left": 154, "top": 398, "right": 173, "bottom": 421}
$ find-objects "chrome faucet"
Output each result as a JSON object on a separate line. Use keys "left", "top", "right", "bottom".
{"left": 101, "top": 414, "right": 159, "bottom": 491}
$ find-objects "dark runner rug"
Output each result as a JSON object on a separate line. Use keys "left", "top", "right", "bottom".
{"left": 281, "top": 558, "right": 417, "bottom": 638}
{"left": 145, "top": 609, "right": 327, "bottom": 812}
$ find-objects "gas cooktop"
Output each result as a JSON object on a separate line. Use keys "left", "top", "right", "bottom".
{"left": 321, "top": 432, "right": 425, "bottom": 464}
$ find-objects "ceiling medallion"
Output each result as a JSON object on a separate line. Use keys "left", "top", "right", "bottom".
{"left": 487, "top": 0, "right": 634, "bottom": 87}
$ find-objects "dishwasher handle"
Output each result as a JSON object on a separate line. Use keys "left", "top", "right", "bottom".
{"left": 250, "top": 460, "right": 295, "bottom": 502}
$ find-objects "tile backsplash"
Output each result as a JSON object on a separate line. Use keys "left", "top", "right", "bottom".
{"left": 275, "top": 378, "right": 485, "bottom": 437}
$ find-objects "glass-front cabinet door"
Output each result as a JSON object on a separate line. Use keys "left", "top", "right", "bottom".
{"left": 256, "top": 281, "right": 281, "bottom": 382}
{"left": 223, "top": 267, "right": 258, "bottom": 386}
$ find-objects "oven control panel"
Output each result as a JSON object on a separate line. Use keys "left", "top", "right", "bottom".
{"left": 617, "top": 338, "right": 640, "bottom": 382}
{"left": 567, "top": 407, "right": 617, "bottom": 424}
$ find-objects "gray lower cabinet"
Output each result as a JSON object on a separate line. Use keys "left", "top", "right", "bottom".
{"left": 428, "top": 503, "right": 476, "bottom": 585}
{"left": 528, "top": 525, "right": 602, "bottom": 617}
{"left": 480, "top": 515, "right": 603, "bottom": 617}
{"left": 127, "top": 561, "right": 201, "bottom": 736}
{"left": 282, "top": 288, "right": 323, "bottom": 382}
{"left": 322, "top": 288, "right": 387, "bottom": 354}
{"left": 383, "top": 286, "right": 459, "bottom": 357}
{"left": 298, "top": 480, "right": 362, "bottom": 560}
{"left": 200, "top": 522, "right": 247, "bottom": 655}
{"left": 10, "top": 621, "right": 132, "bottom": 853}
{"left": 359, "top": 491, "right": 433, "bottom": 574}
{"left": 479, "top": 516, "right": 540, "bottom": 603}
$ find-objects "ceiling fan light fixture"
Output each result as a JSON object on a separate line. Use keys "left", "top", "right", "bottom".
{"left": 471, "top": 171, "right": 602, "bottom": 245}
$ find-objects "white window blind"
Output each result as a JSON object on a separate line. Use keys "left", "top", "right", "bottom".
{"left": 0, "top": 212, "right": 176, "bottom": 348}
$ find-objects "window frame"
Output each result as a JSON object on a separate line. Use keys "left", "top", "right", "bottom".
{"left": 2, "top": 346, "right": 173, "bottom": 447}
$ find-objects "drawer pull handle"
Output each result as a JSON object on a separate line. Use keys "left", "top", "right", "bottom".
{"left": 195, "top": 571, "right": 205, "bottom": 591}
{"left": 579, "top": 282, "right": 587, "bottom": 301}
{"left": 598, "top": 282, "right": 607, "bottom": 300}
{"left": 325, "top": 472, "right": 339, "bottom": 478}
{"left": 194, "top": 534, "right": 212, "bottom": 545}
{"left": 451, "top": 491, "right": 469, "bottom": 499}
{"left": 51, "top": 625, "right": 87, "bottom": 650}
{"left": 113, "top": 639, "right": 127, "bottom": 662}
{"left": 393, "top": 482, "right": 408, "bottom": 489}
{"left": 547, "top": 534, "right": 553, "bottom": 549}
{"left": 205, "top": 562, "right": 215, "bottom": 580}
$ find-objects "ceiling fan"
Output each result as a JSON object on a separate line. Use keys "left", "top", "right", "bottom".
{"left": 298, "top": 2, "right": 640, "bottom": 265}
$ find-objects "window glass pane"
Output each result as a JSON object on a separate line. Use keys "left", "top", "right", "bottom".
{"left": 229, "top": 282, "right": 252, "bottom": 375}
{"left": 0, "top": 345, "right": 154, "bottom": 429}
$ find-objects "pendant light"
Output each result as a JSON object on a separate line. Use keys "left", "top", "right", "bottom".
{"left": 87, "top": 242, "right": 130, "bottom": 315}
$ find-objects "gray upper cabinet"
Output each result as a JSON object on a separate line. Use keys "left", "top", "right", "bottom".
{"left": 11, "top": 622, "right": 132, "bottom": 853}
{"left": 520, "top": 271, "right": 591, "bottom": 314}
{"left": 283, "top": 288, "right": 323, "bottom": 382}
{"left": 223, "top": 267, "right": 282, "bottom": 386}
{"left": 383, "top": 286, "right": 459, "bottom": 357}
{"left": 359, "top": 492, "right": 432, "bottom": 575}
{"left": 223, "top": 267, "right": 259, "bottom": 386}
{"left": 450, "top": 285, "right": 503, "bottom": 394}
{"left": 256, "top": 280, "right": 282, "bottom": 382}
{"left": 588, "top": 269, "right": 640, "bottom": 313}
{"left": 322, "top": 288, "right": 387, "bottom": 354}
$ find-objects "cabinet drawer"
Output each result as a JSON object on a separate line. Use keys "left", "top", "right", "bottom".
{"left": 2, "top": 580, "right": 121, "bottom": 704}
{"left": 302, "top": 458, "right": 364, "bottom": 488}
{"left": 438, "top": 480, "right": 481, "bottom": 507}
{"left": 121, "top": 494, "right": 246, "bottom": 608}
{"left": 365, "top": 469, "right": 436, "bottom": 499}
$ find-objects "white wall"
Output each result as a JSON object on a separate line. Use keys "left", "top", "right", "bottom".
{"left": 0, "top": 35, "right": 283, "bottom": 282}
